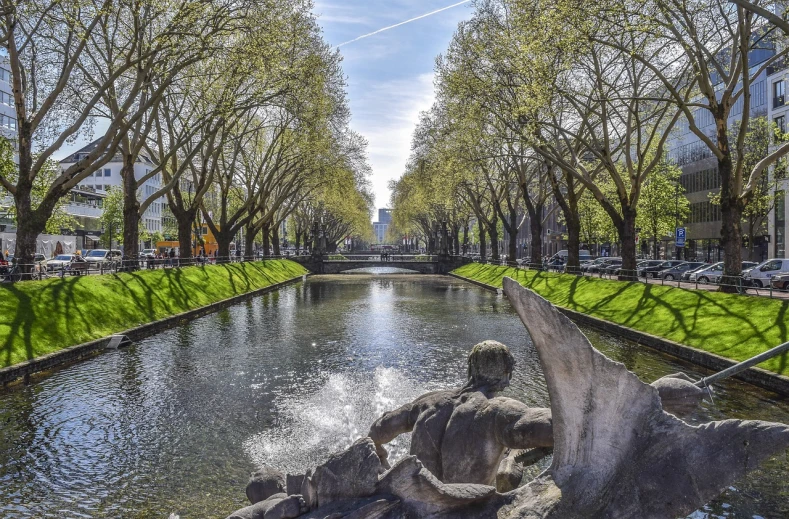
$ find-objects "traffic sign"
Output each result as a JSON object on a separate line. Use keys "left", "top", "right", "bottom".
{"left": 675, "top": 227, "right": 686, "bottom": 248}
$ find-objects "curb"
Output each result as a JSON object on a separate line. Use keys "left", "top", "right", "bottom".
{"left": 448, "top": 273, "right": 789, "bottom": 396}
{"left": 0, "top": 274, "right": 308, "bottom": 387}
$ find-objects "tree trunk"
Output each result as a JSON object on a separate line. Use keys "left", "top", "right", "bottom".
{"left": 245, "top": 225, "right": 257, "bottom": 260}
{"left": 272, "top": 225, "right": 281, "bottom": 256}
{"left": 478, "top": 218, "right": 487, "bottom": 262}
{"left": 177, "top": 217, "right": 193, "bottom": 260}
{"left": 462, "top": 223, "right": 469, "bottom": 256}
{"left": 13, "top": 206, "right": 47, "bottom": 277}
{"left": 12, "top": 123, "right": 43, "bottom": 275}
{"left": 216, "top": 235, "right": 232, "bottom": 262}
{"left": 11, "top": 177, "right": 41, "bottom": 274}
{"left": 508, "top": 209, "right": 518, "bottom": 263}
{"left": 529, "top": 216, "right": 543, "bottom": 267}
{"left": 262, "top": 223, "right": 271, "bottom": 256}
{"left": 295, "top": 231, "right": 301, "bottom": 253}
{"left": 565, "top": 213, "right": 581, "bottom": 273}
{"left": 489, "top": 216, "right": 500, "bottom": 261}
{"left": 618, "top": 208, "right": 638, "bottom": 279}
{"left": 549, "top": 170, "right": 580, "bottom": 271}
{"left": 121, "top": 155, "right": 140, "bottom": 266}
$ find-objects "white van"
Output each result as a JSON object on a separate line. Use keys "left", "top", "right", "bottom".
{"left": 550, "top": 250, "right": 594, "bottom": 262}
{"left": 743, "top": 258, "right": 789, "bottom": 287}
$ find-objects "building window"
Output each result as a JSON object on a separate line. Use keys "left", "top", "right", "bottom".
{"left": 775, "top": 80, "right": 786, "bottom": 108}
{"left": 0, "top": 67, "right": 10, "bottom": 82}
{"left": 104, "top": 168, "right": 111, "bottom": 177}
{"left": 0, "top": 114, "right": 16, "bottom": 130}
{"left": 776, "top": 190, "right": 785, "bottom": 258}
{"left": 95, "top": 171, "right": 102, "bottom": 177}
{"left": 776, "top": 116, "right": 786, "bottom": 143}
{"left": 0, "top": 90, "right": 12, "bottom": 106}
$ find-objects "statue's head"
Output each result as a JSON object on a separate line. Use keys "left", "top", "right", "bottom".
{"left": 467, "top": 341, "right": 515, "bottom": 392}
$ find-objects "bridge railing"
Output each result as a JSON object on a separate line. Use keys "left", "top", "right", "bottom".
{"left": 325, "top": 254, "right": 437, "bottom": 262}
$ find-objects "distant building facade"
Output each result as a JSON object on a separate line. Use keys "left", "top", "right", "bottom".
{"left": 373, "top": 208, "right": 392, "bottom": 243}
{"left": 60, "top": 140, "right": 165, "bottom": 252}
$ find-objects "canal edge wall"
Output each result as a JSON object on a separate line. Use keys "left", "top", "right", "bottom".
{"left": 448, "top": 272, "right": 789, "bottom": 396}
{"left": 0, "top": 274, "right": 309, "bottom": 387}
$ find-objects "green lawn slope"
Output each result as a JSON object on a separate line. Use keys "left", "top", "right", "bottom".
{"left": 453, "top": 263, "right": 789, "bottom": 376}
{"left": 0, "top": 259, "right": 307, "bottom": 368}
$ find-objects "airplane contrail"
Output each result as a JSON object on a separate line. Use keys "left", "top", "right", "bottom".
{"left": 336, "top": 0, "right": 471, "bottom": 48}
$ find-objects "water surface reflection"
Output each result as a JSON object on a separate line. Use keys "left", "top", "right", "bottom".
{"left": 0, "top": 274, "right": 786, "bottom": 518}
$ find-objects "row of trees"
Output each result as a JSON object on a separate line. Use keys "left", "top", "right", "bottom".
{"left": 0, "top": 0, "right": 373, "bottom": 268}
{"left": 390, "top": 0, "right": 789, "bottom": 289}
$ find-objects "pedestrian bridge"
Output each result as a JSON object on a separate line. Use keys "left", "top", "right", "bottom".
{"left": 291, "top": 254, "right": 469, "bottom": 274}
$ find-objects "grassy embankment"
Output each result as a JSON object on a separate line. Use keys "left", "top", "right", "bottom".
{"left": 0, "top": 259, "right": 307, "bottom": 368}
{"left": 453, "top": 263, "right": 789, "bottom": 376}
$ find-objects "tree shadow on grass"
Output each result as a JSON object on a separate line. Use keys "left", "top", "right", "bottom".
{"left": 1, "top": 275, "right": 97, "bottom": 366}
{"left": 496, "top": 266, "right": 789, "bottom": 373}
{"left": 0, "top": 283, "right": 34, "bottom": 366}
{"left": 115, "top": 271, "right": 173, "bottom": 320}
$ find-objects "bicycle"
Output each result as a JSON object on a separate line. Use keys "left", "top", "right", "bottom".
{"left": 0, "top": 263, "right": 23, "bottom": 283}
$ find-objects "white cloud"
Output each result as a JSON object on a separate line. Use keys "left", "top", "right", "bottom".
{"left": 348, "top": 73, "right": 436, "bottom": 209}
{"left": 336, "top": 0, "right": 470, "bottom": 48}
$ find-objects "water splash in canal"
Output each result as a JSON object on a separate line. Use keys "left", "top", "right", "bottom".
{"left": 244, "top": 366, "right": 442, "bottom": 473}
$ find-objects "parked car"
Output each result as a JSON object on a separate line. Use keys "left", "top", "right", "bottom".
{"left": 588, "top": 257, "right": 621, "bottom": 274}
{"left": 582, "top": 257, "right": 607, "bottom": 273}
{"left": 738, "top": 261, "right": 759, "bottom": 285}
{"left": 545, "top": 257, "right": 565, "bottom": 271}
{"left": 743, "top": 258, "right": 789, "bottom": 288}
{"left": 689, "top": 262, "right": 724, "bottom": 284}
{"left": 84, "top": 249, "right": 122, "bottom": 269}
{"left": 682, "top": 263, "right": 711, "bottom": 281}
{"left": 602, "top": 259, "right": 625, "bottom": 275}
{"left": 698, "top": 262, "right": 754, "bottom": 285}
{"left": 140, "top": 249, "right": 157, "bottom": 260}
{"left": 658, "top": 262, "right": 707, "bottom": 281}
{"left": 636, "top": 260, "right": 666, "bottom": 277}
{"left": 640, "top": 260, "right": 685, "bottom": 279}
{"left": 549, "top": 250, "right": 594, "bottom": 263}
{"left": 47, "top": 254, "right": 89, "bottom": 275}
{"left": 771, "top": 273, "right": 789, "bottom": 290}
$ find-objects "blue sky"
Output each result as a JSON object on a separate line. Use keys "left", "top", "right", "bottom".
{"left": 314, "top": 0, "right": 472, "bottom": 215}
{"left": 56, "top": 1, "right": 471, "bottom": 218}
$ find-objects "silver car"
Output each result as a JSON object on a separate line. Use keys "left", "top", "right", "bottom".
{"left": 688, "top": 262, "right": 723, "bottom": 284}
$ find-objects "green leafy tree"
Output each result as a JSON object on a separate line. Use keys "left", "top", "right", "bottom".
{"left": 637, "top": 160, "right": 689, "bottom": 259}
{"left": 99, "top": 187, "right": 124, "bottom": 249}
{"left": 0, "top": 139, "right": 77, "bottom": 234}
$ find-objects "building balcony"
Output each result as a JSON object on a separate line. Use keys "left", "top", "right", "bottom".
{"left": 66, "top": 202, "right": 103, "bottom": 218}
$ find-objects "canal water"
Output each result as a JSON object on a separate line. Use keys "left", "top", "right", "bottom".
{"left": 0, "top": 273, "right": 787, "bottom": 518}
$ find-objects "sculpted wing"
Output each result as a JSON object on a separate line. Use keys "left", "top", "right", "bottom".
{"left": 501, "top": 277, "right": 789, "bottom": 518}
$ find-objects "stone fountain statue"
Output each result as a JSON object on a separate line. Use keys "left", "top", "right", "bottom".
{"left": 368, "top": 340, "right": 553, "bottom": 489}
{"left": 227, "top": 278, "right": 789, "bottom": 519}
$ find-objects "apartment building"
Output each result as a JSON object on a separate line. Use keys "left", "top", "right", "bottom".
{"left": 60, "top": 140, "right": 165, "bottom": 251}
{"left": 667, "top": 48, "right": 774, "bottom": 262}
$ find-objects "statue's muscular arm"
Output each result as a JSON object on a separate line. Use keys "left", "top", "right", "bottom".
{"left": 367, "top": 390, "right": 447, "bottom": 467}
{"left": 491, "top": 397, "right": 553, "bottom": 450}
{"left": 367, "top": 401, "right": 416, "bottom": 467}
